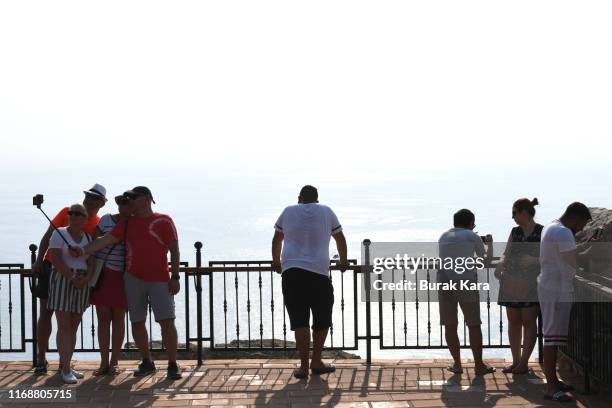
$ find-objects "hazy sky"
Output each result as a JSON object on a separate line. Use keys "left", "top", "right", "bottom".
{"left": 1, "top": 1, "right": 611, "bottom": 173}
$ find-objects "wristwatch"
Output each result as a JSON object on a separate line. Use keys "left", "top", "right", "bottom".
{"left": 171, "top": 274, "right": 180, "bottom": 280}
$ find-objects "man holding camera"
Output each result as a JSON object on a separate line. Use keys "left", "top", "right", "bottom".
{"left": 438, "top": 208, "right": 495, "bottom": 375}
{"left": 31, "top": 184, "right": 107, "bottom": 374}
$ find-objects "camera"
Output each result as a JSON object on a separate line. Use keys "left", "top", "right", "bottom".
{"left": 33, "top": 194, "right": 44, "bottom": 208}
{"left": 591, "top": 227, "right": 604, "bottom": 241}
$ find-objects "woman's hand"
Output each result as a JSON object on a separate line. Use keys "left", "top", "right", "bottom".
{"left": 71, "top": 274, "right": 89, "bottom": 289}
{"left": 69, "top": 247, "right": 85, "bottom": 257}
{"left": 494, "top": 261, "right": 504, "bottom": 280}
{"left": 516, "top": 254, "right": 538, "bottom": 270}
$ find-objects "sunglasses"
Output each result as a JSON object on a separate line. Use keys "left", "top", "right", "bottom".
{"left": 85, "top": 193, "right": 104, "bottom": 201}
{"left": 115, "top": 197, "right": 131, "bottom": 205}
{"left": 67, "top": 210, "right": 86, "bottom": 217}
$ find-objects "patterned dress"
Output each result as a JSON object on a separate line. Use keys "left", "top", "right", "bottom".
{"left": 498, "top": 224, "right": 543, "bottom": 308}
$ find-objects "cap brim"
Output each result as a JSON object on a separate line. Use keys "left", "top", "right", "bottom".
{"left": 123, "top": 190, "right": 155, "bottom": 203}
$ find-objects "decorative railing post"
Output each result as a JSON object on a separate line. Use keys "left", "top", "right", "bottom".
{"left": 29, "top": 244, "right": 38, "bottom": 367}
{"left": 194, "top": 241, "right": 203, "bottom": 366}
{"left": 363, "top": 239, "right": 372, "bottom": 365}
{"left": 583, "top": 301, "right": 592, "bottom": 393}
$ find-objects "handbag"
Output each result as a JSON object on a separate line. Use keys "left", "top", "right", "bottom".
{"left": 89, "top": 218, "right": 128, "bottom": 288}
{"left": 501, "top": 272, "right": 529, "bottom": 300}
{"left": 89, "top": 243, "right": 117, "bottom": 288}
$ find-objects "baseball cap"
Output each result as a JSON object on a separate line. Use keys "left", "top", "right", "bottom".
{"left": 124, "top": 186, "right": 156, "bottom": 204}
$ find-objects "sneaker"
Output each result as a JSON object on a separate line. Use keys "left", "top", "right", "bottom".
{"left": 134, "top": 360, "right": 156, "bottom": 377}
{"left": 71, "top": 369, "right": 84, "bottom": 379}
{"left": 61, "top": 370, "right": 77, "bottom": 384}
{"left": 167, "top": 362, "right": 182, "bottom": 380}
{"left": 34, "top": 360, "right": 48, "bottom": 375}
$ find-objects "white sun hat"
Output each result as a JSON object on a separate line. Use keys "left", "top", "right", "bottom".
{"left": 83, "top": 183, "right": 107, "bottom": 201}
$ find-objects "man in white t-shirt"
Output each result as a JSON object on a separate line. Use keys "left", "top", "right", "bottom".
{"left": 538, "top": 202, "right": 592, "bottom": 402}
{"left": 272, "top": 185, "right": 348, "bottom": 379}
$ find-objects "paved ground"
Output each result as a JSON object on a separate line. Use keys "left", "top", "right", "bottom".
{"left": 0, "top": 359, "right": 610, "bottom": 407}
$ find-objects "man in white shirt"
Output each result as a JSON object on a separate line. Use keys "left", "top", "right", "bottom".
{"left": 538, "top": 202, "right": 592, "bottom": 402}
{"left": 272, "top": 185, "right": 348, "bottom": 379}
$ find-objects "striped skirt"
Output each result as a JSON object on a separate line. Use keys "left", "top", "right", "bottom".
{"left": 48, "top": 269, "right": 90, "bottom": 314}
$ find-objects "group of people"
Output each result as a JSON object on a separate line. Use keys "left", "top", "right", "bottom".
{"left": 272, "top": 187, "right": 594, "bottom": 403}
{"left": 30, "top": 183, "right": 594, "bottom": 402}
{"left": 436, "top": 200, "right": 594, "bottom": 403}
{"left": 31, "top": 184, "right": 182, "bottom": 384}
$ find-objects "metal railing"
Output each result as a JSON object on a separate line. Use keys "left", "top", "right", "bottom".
{"left": 0, "top": 239, "right": 549, "bottom": 369}
{"left": 561, "top": 274, "right": 612, "bottom": 393}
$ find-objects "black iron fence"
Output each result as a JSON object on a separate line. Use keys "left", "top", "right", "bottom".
{"left": 7, "top": 238, "right": 612, "bottom": 391}
{"left": 561, "top": 274, "right": 612, "bottom": 393}
{"left": 1, "top": 240, "right": 516, "bottom": 365}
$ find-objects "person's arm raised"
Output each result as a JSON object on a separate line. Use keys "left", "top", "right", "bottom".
{"left": 333, "top": 231, "right": 348, "bottom": 271}
{"left": 31, "top": 226, "right": 54, "bottom": 275}
{"left": 48, "top": 248, "right": 73, "bottom": 279}
{"left": 560, "top": 249, "right": 577, "bottom": 268}
{"left": 71, "top": 233, "right": 120, "bottom": 257}
{"left": 168, "top": 240, "right": 180, "bottom": 295}
{"left": 272, "top": 230, "right": 283, "bottom": 273}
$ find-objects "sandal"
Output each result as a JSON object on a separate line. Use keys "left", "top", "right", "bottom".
{"left": 93, "top": 366, "right": 110, "bottom": 376}
{"left": 512, "top": 365, "right": 529, "bottom": 375}
{"left": 558, "top": 381, "right": 575, "bottom": 392}
{"left": 544, "top": 390, "right": 573, "bottom": 402}
{"left": 502, "top": 365, "right": 516, "bottom": 374}
{"left": 311, "top": 364, "right": 336, "bottom": 375}
{"left": 446, "top": 365, "right": 463, "bottom": 374}
{"left": 474, "top": 365, "right": 496, "bottom": 375}
{"left": 293, "top": 367, "right": 308, "bottom": 379}
{"left": 34, "top": 360, "right": 49, "bottom": 375}
{"left": 108, "top": 365, "right": 121, "bottom": 375}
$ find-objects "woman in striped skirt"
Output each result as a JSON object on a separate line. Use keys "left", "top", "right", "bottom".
{"left": 47, "top": 203, "right": 92, "bottom": 384}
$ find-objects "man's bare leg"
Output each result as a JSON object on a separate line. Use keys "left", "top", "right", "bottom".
{"left": 159, "top": 319, "right": 178, "bottom": 364}
{"left": 444, "top": 324, "right": 462, "bottom": 372}
{"left": 294, "top": 328, "right": 310, "bottom": 372}
{"left": 131, "top": 321, "right": 152, "bottom": 362}
{"left": 37, "top": 300, "right": 53, "bottom": 364}
{"left": 543, "top": 345, "right": 559, "bottom": 395}
{"left": 310, "top": 328, "right": 328, "bottom": 369}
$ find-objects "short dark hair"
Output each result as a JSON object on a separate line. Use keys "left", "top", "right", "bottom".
{"left": 453, "top": 209, "right": 475, "bottom": 228}
{"left": 562, "top": 202, "right": 591, "bottom": 221}
{"left": 513, "top": 197, "right": 539, "bottom": 217}
{"left": 299, "top": 185, "right": 318, "bottom": 203}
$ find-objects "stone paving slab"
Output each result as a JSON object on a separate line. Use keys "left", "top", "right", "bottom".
{"left": 0, "top": 359, "right": 609, "bottom": 407}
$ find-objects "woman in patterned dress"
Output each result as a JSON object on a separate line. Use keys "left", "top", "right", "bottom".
{"left": 496, "top": 198, "right": 543, "bottom": 374}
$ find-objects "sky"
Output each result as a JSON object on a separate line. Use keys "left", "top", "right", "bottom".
{"left": 1, "top": 0, "right": 611, "bottom": 176}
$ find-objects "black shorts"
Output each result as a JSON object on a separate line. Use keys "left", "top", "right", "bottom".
{"left": 282, "top": 268, "right": 334, "bottom": 331}
{"left": 31, "top": 261, "right": 52, "bottom": 300}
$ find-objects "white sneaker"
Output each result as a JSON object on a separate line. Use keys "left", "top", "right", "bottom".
{"left": 71, "top": 369, "right": 84, "bottom": 379}
{"left": 61, "top": 370, "right": 77, "bottom": 384}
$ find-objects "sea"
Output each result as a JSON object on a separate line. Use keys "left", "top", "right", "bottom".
{"left": 1, "top": 160, "right": 610, "bottom": 361}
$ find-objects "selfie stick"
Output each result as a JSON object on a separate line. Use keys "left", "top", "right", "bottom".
{"left": 33, "top": 195, "right": 73, "bottom": 249}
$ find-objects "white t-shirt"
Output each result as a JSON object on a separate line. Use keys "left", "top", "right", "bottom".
{"left": 438, "top": 228, "right": 486, "bottom": 282}
{"left": 274, "top": 203, "right": 342, "bottom": 276}
{"left": 538, "top": 220, "right": 577, "bottom": 293}
{"left": 48, "top": 227, "right": 91, "bottom": 271}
